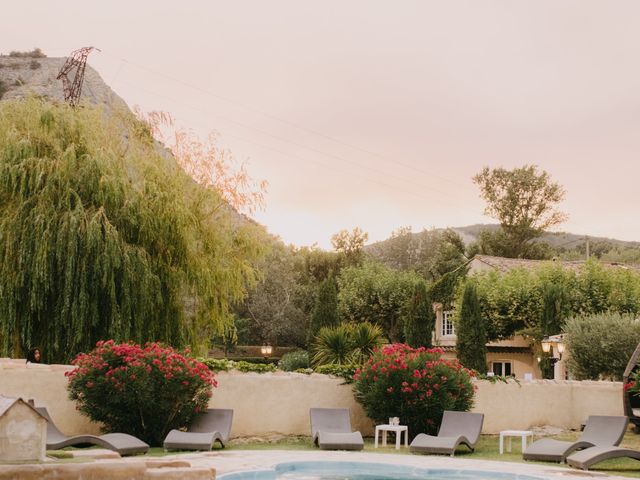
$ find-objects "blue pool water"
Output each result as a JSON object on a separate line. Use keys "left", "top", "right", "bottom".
{"left": 219, "top": 462, "right": 549, "bottom": 480}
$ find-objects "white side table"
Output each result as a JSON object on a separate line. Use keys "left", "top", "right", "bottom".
{"left": 499, "top": 430, "right": 533, "bottom": 454}
{"left": 374, "top": 424, "right": 409, "bottom": 449}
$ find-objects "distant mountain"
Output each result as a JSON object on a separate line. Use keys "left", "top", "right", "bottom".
{"left": 367, "top": 223, "right": 640, "bottom": 263}
{"left": 449, "top": 224, "right": 640, "bottom": 249}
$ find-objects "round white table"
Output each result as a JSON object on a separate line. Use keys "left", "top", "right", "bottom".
{"left": 374, "top": 424, "right": 409, "bottom": 449}
{"left": 499, "top": 430, "right": 533, "bottom": 454}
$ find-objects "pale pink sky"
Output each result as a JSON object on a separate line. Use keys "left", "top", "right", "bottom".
{"left": 5, "top": 1, "right": 640, "bottom": 248}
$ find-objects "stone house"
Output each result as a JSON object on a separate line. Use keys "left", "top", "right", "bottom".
{"left": 431, "top": 254, "right": 634, "bottom": 379}
{"left": 0, "top": 396, "right": 47, "bottom": 462}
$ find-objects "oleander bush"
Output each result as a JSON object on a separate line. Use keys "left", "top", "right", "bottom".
{"left": 66, "top": 340, "right": 216, "bottom": 446}
{"left": 353, "top": 343, "right": 475, "bottom": 438}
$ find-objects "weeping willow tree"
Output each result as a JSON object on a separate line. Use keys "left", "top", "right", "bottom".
{"left": 0, "top": 98, "right": 266, "bottom": 363}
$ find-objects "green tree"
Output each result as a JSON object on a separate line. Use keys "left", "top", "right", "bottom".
{"left": 456, "top": 281, "right": 487, "bottom": 373}
{"left": 236, "top": 242, "right": 309, "bottom": 347}
{"left": 307, "top": 277, "right": 339, "bottom": 344}
{"left": 338, "top": 262, "right": 422, "bottom": 341}
{"left": 0, "top": 99, "right": 265, "bottom": 362}
{"left": 564, "top": 312, "right": 640, "bottom": 380}
{"left": 368, "top": 227, "right": 467, "bottom": 282}
{"left": 331, "top": 227, "right": 369, "bottom": 267}
{"left": 473, "top": 165, "right": 566, "bottom": 258}
{"left": 404, "top": 281, "right": 435, "bottom": 348}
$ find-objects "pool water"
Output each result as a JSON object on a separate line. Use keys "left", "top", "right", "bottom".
{"left": 219, "top": 461, "right": 549, "bottom": 480}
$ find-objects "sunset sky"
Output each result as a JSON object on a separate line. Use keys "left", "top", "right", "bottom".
{"left": 5, "top": 1, "right": 640, "bottom": 249}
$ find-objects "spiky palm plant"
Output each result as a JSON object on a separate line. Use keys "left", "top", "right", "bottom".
{"left": 311, "top": 324, "right": 353, "bottom": 366}
{"left": 348, "top": 322, "right": 384, "bottom": 364}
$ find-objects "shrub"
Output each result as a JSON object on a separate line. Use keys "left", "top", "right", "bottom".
{"left": 66, "top": 340, "right": 216, "bottom": 446}
{"left": 278, "top": 350, "right": 310, "bottom": 371}
{"left": 311, "top": 322, "right": 383, "bottom": 367}
{"left": 314, "top": 363, "right": 358, "bottom": 382}
{"left": 564, "top": 312, "right": 640, "bottom": 380}
{"left": 198, "top": 357, "right": 277, "bottom": 373}
{"left": 353, "top": 344, "right": 475, "bottom": 437}
{"left": 233, "top": 360, "right": 277, "bottom": 373}
{"left": 8, "top": 48, "right": 46, "bottom": 58}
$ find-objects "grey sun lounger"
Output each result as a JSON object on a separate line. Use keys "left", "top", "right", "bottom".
{"left": 310, "top": 407, "right": 364, "bottom": 451}
{"left": 36, "top": 407, "right": 149, "bottom": 456}
{"left": 409, "top": 410, "right": 484, "bottom": 456}
{"left": 163, "top": 408, "right": 233, "bottom": 450}
{"left": 567, "top": 446, "right": 640, "bottom": 470}
{"left": 523, "top": 415, "right": 629, "bottom": 463}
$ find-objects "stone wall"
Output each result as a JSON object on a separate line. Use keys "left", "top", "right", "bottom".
{"left": 0, "top": 359, "right": 623, "bottom": 437}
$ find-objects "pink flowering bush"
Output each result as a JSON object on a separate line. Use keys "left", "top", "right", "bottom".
{"left": 66, "top": 340, "right": 216, "bottom": 446}
{"left": 353, "top": 343, "right": 475, "bottom": 437}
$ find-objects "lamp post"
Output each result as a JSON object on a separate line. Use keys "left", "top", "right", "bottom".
{"left": 541, "top": 334, "right": 566, "bottom": 380}
{"left": 260, "top": 344, "right": 273, "bottom": 361}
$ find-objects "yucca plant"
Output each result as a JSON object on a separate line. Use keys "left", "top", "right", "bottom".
{"left": 311, "top": 321, "right": 384, "bottom": 367}
{"left": 349, "top": 322, "right": 384, "bottom": 364}
{"left": 312, "top": 324, "right": 353, "bottom": 366}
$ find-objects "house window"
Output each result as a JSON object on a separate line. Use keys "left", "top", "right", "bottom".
{"left": 492, "top": 361, "right": 513, "bottom": 377}
{"left": 442, "top": 310, "right": 455, "bottom": 336}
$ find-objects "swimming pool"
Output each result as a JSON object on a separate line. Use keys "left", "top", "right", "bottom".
{"left": 219, "top": 461, "right": 549, "bottom": 480}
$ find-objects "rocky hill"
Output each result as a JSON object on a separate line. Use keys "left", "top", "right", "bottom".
{"left": 0, "top": 52, "right": 128, "bottom": 111}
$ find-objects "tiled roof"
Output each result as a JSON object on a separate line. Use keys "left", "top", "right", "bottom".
{"left": 470, "top": 254, "right": 640, "bottom": 274}
{"left": 0, "top": 395, "right": 44, "bottom": 420}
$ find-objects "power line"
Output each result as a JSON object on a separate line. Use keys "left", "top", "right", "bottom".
{"left": 99, "top": 50, "right": 467, "bottom": 189}
{"left": 117, "top": 78, "right": 474, "bottom": 211}
{"left": 121, "top": 80, "right": 470, "bottom": 208}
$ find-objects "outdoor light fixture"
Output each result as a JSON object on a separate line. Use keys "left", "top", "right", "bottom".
{"left": 260, "top": 345, "right": 273, "bottom": 356}
{"left": 541, "top": 335, "right": 565, "bottom": 363}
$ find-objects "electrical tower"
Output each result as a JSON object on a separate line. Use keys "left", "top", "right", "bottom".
{"left": 57, "top": 47, "right": 100, "bottom": 107}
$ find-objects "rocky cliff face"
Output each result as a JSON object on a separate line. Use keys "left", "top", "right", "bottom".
{"left": 0, "top": 55, "right": 128, "bottom": 111}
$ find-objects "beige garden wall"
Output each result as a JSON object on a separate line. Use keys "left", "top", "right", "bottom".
{"left": 0, "top": 359, "right": 624, "bottom": 437}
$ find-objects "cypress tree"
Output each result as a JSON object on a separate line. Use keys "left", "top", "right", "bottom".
{"left": 307, "top": 277, "right": 339, "bottom": 344}
{"left": 456, "top": 281, "right": 487, "bottom": 372}
{"left": 404, "top": 281, "right": 435, "bottom": 348}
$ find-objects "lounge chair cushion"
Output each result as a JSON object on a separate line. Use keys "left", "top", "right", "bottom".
{"left": 523, "top": 438, "right": 591, "bottom": 462}
{"left": 409, "top": 411, "right": 484, "bottom": 456}
{"left": 36, "top": 407, "right": 149, "bottom": 455}
{"left": 567, "top": 446, "right": 640, "bottom": 470}
{"left": 523, "top": 415, "right": 629, "bottom": 463}
{"left": 410, "top": 434, "right": 473, "bottom": 455}
{"left": 317, "top": 431, "right": 364, "bottom": 450}
{"left": 162, "top": 408, "right": 233, "bottom": 451}
{"left": 163, "top": 430, "right": 225, "bottom": 451}
{"left": 309, "top": 408, "right": 364, "bottom": 451}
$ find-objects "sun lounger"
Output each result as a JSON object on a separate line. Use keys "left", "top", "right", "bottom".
{"left": 310, "top": 407, "right": 364, "bottom": 451}
{"left": 36, "top": 407, "right": 149, "bottom": 456}
{"left": 523, "top": 415, "right": 629, "bottom": 463}
{"left": 409, "top": 410, "right": 484, "bottom": 456}
{"left": 163, "top": 408, "right": 233, "bottom": 450}
{"left": 567, "top": 446, "right": 640, "bottom": 470}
